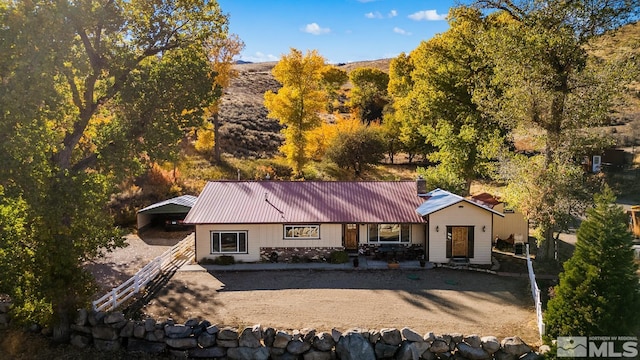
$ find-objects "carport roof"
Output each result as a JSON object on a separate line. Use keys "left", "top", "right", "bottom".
{"left": 138, "top": 195, "right": 197, "bottom": 215}
{"left": 416, "top": 188, "right": 504, "bottom": 217}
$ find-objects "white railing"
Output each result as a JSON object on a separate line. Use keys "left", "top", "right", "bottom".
{"left": 526, "top": 244, "right": 545, "bottom": 339}
{"left": 92, "top": 233, "right": 195, "bottom": 312}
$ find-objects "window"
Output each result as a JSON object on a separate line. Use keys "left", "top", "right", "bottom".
{"left": 211, "top": 231, "right": 247, "bottom": 254}
{"left": 368, "top": 224, "right": 410, "bottom": 243}
{"left": 284, "top": 225, "right": 320, "bottom": 239}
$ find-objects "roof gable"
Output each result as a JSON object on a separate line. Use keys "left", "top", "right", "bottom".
{"left": 415, "top": 188, "right": 504, "bottom": 217}
{"left": 138, "top": 195, "right": 197, "bottom": 214}
{"left": 185, "top": 181, "right": 426, "bottom": 224}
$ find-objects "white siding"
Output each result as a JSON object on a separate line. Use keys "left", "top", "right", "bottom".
{"left": 492, "top": 203, "right": 529, "bottom": 242}
{"left": 427, "top": 202, "right": 493, "bottom": 265}
{"left": 195, "top": 223, "right": 343, "bottom": 262}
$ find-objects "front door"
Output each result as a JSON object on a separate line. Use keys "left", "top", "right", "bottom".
{"left": 451, "top": 227, "right": 468, "bottom": 257}
{"left": 344, "top": 224, "right": 358, "bottom": 251}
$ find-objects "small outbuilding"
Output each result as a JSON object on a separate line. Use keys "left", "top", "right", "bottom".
{"left": 136, "top": 195, "right": 197, "bottom": 231}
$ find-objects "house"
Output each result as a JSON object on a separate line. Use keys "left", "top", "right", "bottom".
{"left": 184, "top": 180, "right": 502, "bottom": 265}
{"left": 470, "top": 193, "right": 529, "bottom": 245}
{"left": 136, "top": 195, "right": 197, "bottom": 231}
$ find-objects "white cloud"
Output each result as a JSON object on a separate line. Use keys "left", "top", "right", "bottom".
{"left": 365, "top": 11, "right": 383, "bottom": 19}
{"left": 408, "top": 10, "right": 447, "bottom": 21}
{"left": 302, "top": 22, "right": 330, "bottom": 35}
{"left": 393, "top": 27, "right": 412, "bottom": 36}
{"left": 244, "top": 52, "right": 279, "bottom": 63}
{"left": 388, "top": 10, "right": 398, "bottom": 18}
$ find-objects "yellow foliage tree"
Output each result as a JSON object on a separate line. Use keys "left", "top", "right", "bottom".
{"left": 305, "top": 113, "right": 367, "bottom": 161}
{"left": 264, "top": 48, "right": 327, "bottom": 177}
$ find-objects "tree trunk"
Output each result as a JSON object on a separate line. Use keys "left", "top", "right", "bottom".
{"left": 213, "top": 113, "right": 221, "bottom": 163}
{"left": 536, "top": 226, "right": 556, "bottom": 261}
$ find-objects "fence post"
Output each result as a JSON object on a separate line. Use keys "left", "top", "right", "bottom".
{"left": 111, "top": 288, "right": 118, "bottom": 311}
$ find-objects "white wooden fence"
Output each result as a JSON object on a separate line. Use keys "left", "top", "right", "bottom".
{"left": 526, "top": 244, "right": 545, "bottom": 339}
{"left": 92, "top": 233, "right": 195, "bottom": 312}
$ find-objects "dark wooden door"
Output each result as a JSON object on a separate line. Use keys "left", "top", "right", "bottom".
{"left": 344, "top": 224, "right": 358, "bottom": 250}
{"left": 451, "top": 227, "right": 468, "bottom": 257}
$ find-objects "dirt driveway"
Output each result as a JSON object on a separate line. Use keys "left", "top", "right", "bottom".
{"left": 139, "top": 268, "right": 541, "bottom": 346}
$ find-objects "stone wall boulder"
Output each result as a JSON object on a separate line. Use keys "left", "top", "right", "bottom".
{"left": 164, "top": 324, "right": 192, "bottom": 339}
{"left": 374, "top": 341, "right": 399, "bottom": 358}
{"left": 380, "top": 328, "right": 402, "bottom": 346}
{"left": 127, "top": 338, "right": 167, "bottom": 354}
{"left": 313, "top": 332, "right": 335, "bottom": 352}
{"left": 227, "top": 346, "right": 269, "bottom": 360}
{"left": 335, "top": 331, "right": 375, "bottom": 360}
{"left": 481, "top": 336, "right": 501, "bottom": 354}
{"left": 166, "top": 337, "right": 198, "bottom": 350}
{"left": 501, "top": 336, "right": 531, "bottom": 357}
{"left": 456, "top": 342, "right": 491, "bottom": 360}
{"left": 273, "top": 330, "right": 293, "bottom": 348}
{"left": 402, "top": 327, "right": 424, "bottom": 342}
{"left": 287, "top": 338, "right": 312, "bottom": 355}
{"left": 239, "top": 325, "right": 262, "bottom": 348}
{"left": 303, "top": 349, "right": 333, "bottom": 360}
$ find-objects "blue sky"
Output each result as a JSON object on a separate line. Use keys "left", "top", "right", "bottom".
{"left": 217, "top": 0, "right": 463, "bottom": 64}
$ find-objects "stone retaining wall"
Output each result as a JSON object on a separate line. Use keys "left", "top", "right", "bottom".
{"left": 0, "top": 302, "right": 10, "bottom": 329}
{"left": 259, "top": 247, "right": 344, "bottom": 263}
{"left": 60, "top": 309, "right": 541, "bottom": 359}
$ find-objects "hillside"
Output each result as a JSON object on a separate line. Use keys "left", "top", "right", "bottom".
{"left": 214, "top": 23, "right": 640, "bottom": 159}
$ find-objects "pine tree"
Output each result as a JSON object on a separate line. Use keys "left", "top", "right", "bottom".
{"left": 544, "top": 186, "right": 640, "bottom": 338}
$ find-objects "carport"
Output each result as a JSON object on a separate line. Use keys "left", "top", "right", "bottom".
{"left": 136, "top": 195, "right": 197, "bottom": 231}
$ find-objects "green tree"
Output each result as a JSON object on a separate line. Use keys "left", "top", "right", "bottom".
{"left": 475, "top": 0, "right": 638, "bottom": 259}
{"left": 348, "top": 67, "right": 389, "bottom": 124}
{"left": 264, "top": 48, "right": 327, "bottom": 177}
{"left": 0, "top": 0, "right": 227, "bottom": 339}
{"left": 544, "top": 187, "right": 640, "bottom": 338}
{"left": 384, "top": 53, "right": 414, "bottom": 163}
{"left": 326, "top": 126, "right": 385, "bottom": 176}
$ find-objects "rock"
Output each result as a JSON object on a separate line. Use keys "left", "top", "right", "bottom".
{"left": 164, "top": 324, "right": 193, "bottom": 339}
{"left": 430, "top": 340, "right": 450, "bottom": 353}
{"left": 456, "top": 342, "right": 491, "bottom": 360}
{"left": 449, "top": 333, "right": 464, "bottom": 344}
{"left": 218, "top": 326, "right": 239, "bottom": 340}
{"left": 227, "top": 346, "right": 269, "bottom": 360}
{"left": 375, "top": 341, "right": 399, "bottom": 358}
{"left": 380, "top": 328, "right": 402, "bottom": 346}
{"left": 198, "top": 331, "right": 217, "bottom": 348}
{"left": 270, "top": 347, "right": 286, "bottom": 356}
{"left": 263, "top": 327, "right": 276, "bottom": 347}
{"left": 288, "top": 339, "right": 312, "bottom": 354}
{"left": 127, "top": 338, "right": 167, "bottom": 354}
{"left": 70, "top": 334, "right": 91, "bottom": 348}
{"left": 313, "top": 332, "right": 336, "bottom": 351}
{"left": 303, "top": 349, "right": 334, "bottom": 360}
{"left": 206, "top": 324, "right": 220, "bottom": 335}
{"left": 493, "top": 349, "right": 518, "bottom": 360}
{"left": 103, "top": 312, "right": 125, "bottom": 325}
{"left": 368, "top": 329, "right": 381, "bottom": 344}
{"left": 481, "top": 336, "right": 500, "bottom": 354}
{"left": 424, "top": 332, "right": 435, "bottom": 343}
{"left": 119, "top": 321, "right": 134, "bottom": 337}
{"left": 335, "top": 331, "right": 375, "bottom": 360}
{"left": 75, "top": 309, "right": 88, "bottom": 326}
{"left": 145, "top": 329, "right": 165, "bottom": 342}
{"left": 421, "top": 349, "right": 437, "bottom": 360}
{"left": 302, "top": 328, "right": 317, "bottom": 343}
{"left": 217, "top": 338, "right": 239, "bottom": 348}
{"left": 538, "top": 345, "right": 551, "bottom": 355}
{"left": 271, "top": 350, "right": 299, "bottom": 360}
{"left": 164, "top": 318, "right": 175, "bottom": 326}
{"left": 88, "top": 311, "right": 105, "bottom": 326}
{"left": 166, "top": 337, "right": 198, "bottom": 350}
{"left": 402, "top": 327, "right": 424, "bottom": 342}
{"left": 519, "top": 351, "right": 542, "bottom": 360}
{"left": 184, "top": 318, "right": 199, "bottom": 327}
{"left": 168, "top": 349, "right": 188, "bottom": 358}
{"left": 413, "top": 341, "right": 431, "bottom": 356}
{"left": 396, "top": 341, "right": 422, "bottom": 360}
{"left": 70, "top": 324, "right": 92, "bottom": 335}
{"left": 273, "top": 330, "right": 293, "bottom": 348}
{"left": 331, "top": 328, "right": 342, "bottom": 342}
{"left": 92, "top": 325, "right": 119, "bottom": 340}
{"left": 501, "top": 337, "right": 531, "bottom": 357}
{"left": 189, "top": 346, "right": 227, "bottom": 358}
{"left": 464, "top": 335, "right": 482, "bottom": 348}
{"left": 133, "top": 322, "right": 146, "bottom": 338}
{"left": 239, "top": 325, "right": 262, "bottom": 348}
{"left": 143, "top": 318, "right": 156, "bottom": 332}
{"left": 0, "top": 302, "right": 11, "bottom": 313}
{"left": 93, "top": 339, "right": 121, "bottom": 352}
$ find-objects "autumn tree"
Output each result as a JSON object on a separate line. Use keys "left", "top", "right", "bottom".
{"left": 320, "top": 65, "right": 348, "bottom": 112}
{"left": 474, "top": 0, "right": 639, "bottom": 259}
{"left": 349, "top": 67, "right": 389, "bottom": 124}
{"left": 0, "top": 0, "right": 227, "bottom": 339}
{"left": 202, "top": 33, "right": 245, "bottom": 162}
{"left": 264, "top": 48, "right": 327, "bottom": 177}
{"left": 326, "top": 125, "right": 386, "bottom": 176}
{"left": 544, "top": 187, "right": 640, "bottom": 338}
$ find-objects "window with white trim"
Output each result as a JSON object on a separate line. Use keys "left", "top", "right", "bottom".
{"left": 211, "top": 231, "right": 247, "bottom": 254}
{"left": 284, "top": 225, "right": 320, "bottom": 239}
{"left": 367, "top": 224, "right": 410, "bottom": 243}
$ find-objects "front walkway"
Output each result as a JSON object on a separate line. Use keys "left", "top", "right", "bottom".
{"left": 179, "top": 256, "right": 434, "bottom": 272}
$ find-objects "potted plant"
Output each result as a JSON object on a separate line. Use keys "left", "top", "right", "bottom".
{"left": 387, "top": 259, "right": 400, "bottom": 269}
{"left": 419, "top": 255, "right": 426, "bottom": 268}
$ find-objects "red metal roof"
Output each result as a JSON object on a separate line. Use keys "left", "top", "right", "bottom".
{"left": 184, "top": 181, "right": 426, "bottom": 224}
{"left": 469, "top": 192, "right": 502, "bottom": 208}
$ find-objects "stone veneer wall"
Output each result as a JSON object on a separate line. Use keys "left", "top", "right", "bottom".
{"left": 259, "top": 247, "right": 345, "bottom": 263}
{"left": 1, "top": 305, "right": 544, "bottom": 360}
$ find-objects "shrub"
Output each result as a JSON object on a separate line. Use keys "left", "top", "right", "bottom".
{"left": 329, "top": 250, "right": 349, "bottom": 264}
{"left": 212, "top": 255, "right": 236, "bottom": 265}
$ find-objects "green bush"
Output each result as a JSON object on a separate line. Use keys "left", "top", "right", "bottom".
{"left": 329, "top": 250, "right": 349, "bottom": 264}
{"left": 212, "top": 255, "right": 236, "bottom": 265}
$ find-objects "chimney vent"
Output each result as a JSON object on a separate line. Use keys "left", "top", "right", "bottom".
{"left": 416, "top": 175, "right": 427, "bottom": 196}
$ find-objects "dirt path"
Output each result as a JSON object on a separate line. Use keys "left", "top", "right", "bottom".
{"left": 140, "top": 269, "right": 541, "bottom": 346}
